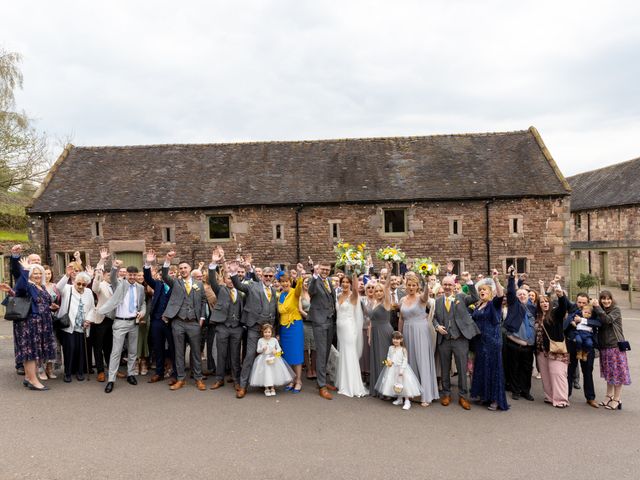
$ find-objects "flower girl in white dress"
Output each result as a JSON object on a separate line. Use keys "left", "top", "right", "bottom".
{"left": 249, "top": 324, "right": 294, "bottom": 396}
{"left": 374, "top": 332, "right": 423, "bottom": 410}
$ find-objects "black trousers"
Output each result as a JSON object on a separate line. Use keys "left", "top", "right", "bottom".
{"left": 568, "top": 342, "right": 595, "bottom": 400}
{"left": 61, "top": 330, "right": 87, "bottom": 376}
{"left": 90, "top": 318, "right": 113, "bottom": 373}
{"left": 504, "top": 340, "right": 534, "bottom": 395}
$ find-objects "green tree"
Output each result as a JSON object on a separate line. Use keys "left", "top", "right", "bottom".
{"left": 0, "top": 48, "right": 49, "bottom": 191}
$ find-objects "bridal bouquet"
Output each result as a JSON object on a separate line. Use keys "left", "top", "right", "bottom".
{"left": 412, "top": 257, "right": 440, "bottom": 277}
{"left": 334, "top": 241, "right": 368, "bottom": 275}
{"left": 376, "top": 246, "right": 407, "bottom": 263}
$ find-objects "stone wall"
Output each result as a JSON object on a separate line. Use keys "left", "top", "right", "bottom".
{"left": 28, "top": 196, "right": 570, "bottom": 282}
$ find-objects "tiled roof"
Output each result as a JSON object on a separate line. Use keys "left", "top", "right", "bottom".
{"left": 29, "top": 127, "right": 570, "bottom": 214}
{"left": 567, "top": 157, "right": 640, "bottom": 211}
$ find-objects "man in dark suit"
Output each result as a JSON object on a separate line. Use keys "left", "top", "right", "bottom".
{"left": 143, "top": 249, "right": 177, "bottom": 384}
{"left": 208, "top": 247, "right": 243, "bottom": 391}
{"left": 433, "top": 272, "right": 480, "bottom": 410}
{"left": 161, "top": 250, "right": 208, "bottom": 391}
{"left": 308, "top": 261, "right": 337, "bottom": 400}
{"left": 228, "top": 258, "right": 278, "bottom": 399}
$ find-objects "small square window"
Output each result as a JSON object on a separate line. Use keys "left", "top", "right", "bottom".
{"left": 449, "top": 217, "right": 463, "bottom": 237}
{"left": 449, "top": 259, "right": 464, "bottom": 276}
{"left": 383, "top": 209, "right": 407, "bottom": 234}
{"left": 506, "top": 257, "right": 528, "bottom": 274}
{"left": 509, "top": 215, "right": 523, "bottom": 236}
{"left": 328, "top": 220, "right": 341, "bottom": 242}
{"left": 91, "top": 220, "right": 103, "bottom": 238}
{"left": 575, "top": 214, "right": 582, "bottom": 230}
{"left": 208, "top": 215, "right": 231, "bottom": 240}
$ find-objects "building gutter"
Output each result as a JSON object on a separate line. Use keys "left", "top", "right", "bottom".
{"left": 295, "top": 204, "right": 304, "bottom": 263}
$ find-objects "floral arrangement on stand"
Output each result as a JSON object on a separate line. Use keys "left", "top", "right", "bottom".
{"left": 376, "top": 246, "right": 407, "bottom": 263}
{"left": 334, "top": 241, "right": 369, "bottom": 275}
{"left": 412, "top": 257, "right": 440, "bottom": 277}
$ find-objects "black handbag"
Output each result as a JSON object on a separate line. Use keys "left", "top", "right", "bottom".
{"left": 613, "top": 323, "right": 631, "bottom": 352}
{"left": 53, "top": 291, "right": 72, "bottom": 330}
{"left": 4, "top": 296, "right": 31, "bottom": 322}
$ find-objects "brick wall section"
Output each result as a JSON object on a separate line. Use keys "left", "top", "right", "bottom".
{"left": 28, "top": 196, "right": 570, "bottom": 282}
{"left": 570, "top": 205, "right": 640, "bottom": 287}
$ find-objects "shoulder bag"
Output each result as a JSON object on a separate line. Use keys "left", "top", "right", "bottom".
{"left": 542, "top": 322, "right": 567, "bottom": 354}
{"left": 53, "top": 289, "right": 73, "bottom": 330}
{"left": 4, "top": 296, "right": 31, "bottom": 322}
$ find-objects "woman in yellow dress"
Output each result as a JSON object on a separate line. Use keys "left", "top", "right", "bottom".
{"left": 277, "top": 264, "right": 306, "bottom": 393}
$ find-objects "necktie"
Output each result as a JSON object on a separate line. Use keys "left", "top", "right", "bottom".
{"left": 324, "top": 279, "right": 330, "bottom": 292}
{"left": 129, "top": 284, "right": 136, "bottom": 313}
{"left": 265, "top": 286, "right": 272, "bottom": 302}
{"left": 185, "top": 280, "right": 191, "bottom": 295}
{"left": 230, "top": 288, "right": 236, "bottom": 303}
{"left": 445, "top": 296, "right": 451, "bottom": 312}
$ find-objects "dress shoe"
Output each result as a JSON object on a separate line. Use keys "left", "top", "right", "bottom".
{"left": 22, "top": 379, "right": 29, "bottom": 387}
{"left": 440, "top": 395, "right": 451, "bottom": 406}
{"left": 236, "top": 387, "right": 246, "bottom": 399}
{"left": 28, "top": 383, "right": 49, "bottom": 391}
{"left": 63, "top": 374, "right": 72, "bottom": 383}
{"left": 326, "top": 384, "right": 338, "bottom": 391}
{"left": 126, "top": 375, "right": 138, "bottom": 386}
{"left": 587, "top": 400, "right": 599, "bottom": 408}
{"left": 458, "top": 397, "right": 471, "bottom": 410}
{"left": 573, "top": 380, "right": 581, "bottom": 390}
{"left": 116, "top": 371, "right": 126, "bottom": 379}
{"left": 148, "top": 374, "right": 163, "bottom": 383}
{"left": 521, "top": 393, "right": 535, "bottom": 401}
{"left": 234, "top": 383, "right": 241, "bottom": 392}
{"left": 104, "top": 382, "right": 114, "bottom": 393}
{"left": 210, "top": 380, "right": 225, "bottom": 390}
{"left": 195, "top": 379, "right": 207, "bottom": 391}
{"left": 318, "top": 387, "right": 333, "bottom": 400}
{"left": 170, "top": 380, "right": 186, "bottom": 391}
{"left": 168, "top": 377, "right": 178, "bottom": 386}
{"left": 511, "top": 393, "right": 520, "bottom": 400}
{"left": 76, "top": 373, "right": 85, "bottom": 381}
{"left": 97, "top": 372, "right": 106, "bottom": 382}
{"left": 16, "top": 367, "right": 25, "bottom": 376}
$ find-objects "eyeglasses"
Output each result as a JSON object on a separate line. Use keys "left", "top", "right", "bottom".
{"left": 76, "top": 283, "right": 87, "bottom": 287}
{"left": 263, "top": 274, "right": 274, "bottom": 278}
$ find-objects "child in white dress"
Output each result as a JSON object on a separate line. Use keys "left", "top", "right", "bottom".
{"left": 374, "top": 331, "right": 423, "bottom": 410}
{"left": 249, "top": 324, "right": 294, "bottom": 396}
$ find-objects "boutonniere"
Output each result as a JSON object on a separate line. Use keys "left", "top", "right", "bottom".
{"left": 455, "top": 300, "right": 460, "bottom": 305}
{"left": 192, "top": 284, "right": 200, "bottom": 291}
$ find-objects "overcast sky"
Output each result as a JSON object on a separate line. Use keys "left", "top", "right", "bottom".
{"left": 2, "top": 0, "right": 639, "bottom": 176}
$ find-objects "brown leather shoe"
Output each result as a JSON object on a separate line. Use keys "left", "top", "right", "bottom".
{"left": 587, "top": 400, "right": 600, "bottom": 409}
{"left": 195, "top": 379, "right": 207, "bottom": 391}
{"left": 210, "top": 380, "right": 225, "bottom": 390}
{"left": 236, "top": 387, "right": 246, "bottom": 399}
{"left": 170, "top": 380, "right": 186, "bottom": 391}
{"left": 96, "top": 372, "right": 106, "bottom": 382}
{"left": 459, "top": 397, "right": 471, "bottom": 410}
{"left": 319, "top": 387, "right": 333, "bottom": 400}
{"left": 440, "top": 395, "right": 451, "bottom": 406}
{"left": 168, "top": 377, "right": 177, "bottom": 386}
{"left": 148, "top": 374, "right": 162, "bottom": 383}
{"left": 234, "top": 383, "right": 241, "bottom": 392}
{"left": 326, "top": 384, "right": 338, "bottom": 391}
{"left": 116, "top": 371, "right": 126, "bottom": 379}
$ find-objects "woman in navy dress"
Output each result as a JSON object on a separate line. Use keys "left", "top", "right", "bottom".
{"left": 471, "top": 270, "right": 509, "bottom": 411}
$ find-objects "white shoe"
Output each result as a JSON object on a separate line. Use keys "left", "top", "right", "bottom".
{"left": 264, "top": 389, "right": 271, "bottom": 396}
{"left": 392, "top": 398, "right": 403, "bottom": 406}
{"left": 403, "top": 400, "right": 411, "bottom": 410}
{"left": 271, "top": 389, "right": 277, "bottom": 396}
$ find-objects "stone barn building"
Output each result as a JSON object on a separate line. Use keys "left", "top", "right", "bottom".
{"left": 568, "top": 156, "right": 640, "bottom": 291}
{"left": 26, "top": 127, "right": 571, "bottom": 281}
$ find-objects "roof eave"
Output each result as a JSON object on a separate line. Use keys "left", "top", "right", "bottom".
{"left": 529, "top": 126, "right": 572, "bottom": 193}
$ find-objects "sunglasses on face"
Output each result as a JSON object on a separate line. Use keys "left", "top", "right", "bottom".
{"left": 263, "top": 274, "right": 274, "bottom": 278}
{"left": 76, "top": 283, "right": 87, "bottom": 287}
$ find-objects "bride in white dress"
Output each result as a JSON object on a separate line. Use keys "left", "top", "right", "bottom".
{"left": 335, "top": 272, "right": 368, "bottom": 398}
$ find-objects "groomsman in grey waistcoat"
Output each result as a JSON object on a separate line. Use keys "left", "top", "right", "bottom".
{"left": 99, "top": 257, "right": 146, "bottom": 394}
{"left": 162, "top": 251, "right": 208, "bottom": 392}
{"left": 228, "top": 259, "right": 278, "bottom": 399}
{"left": 308, "top": 261, "right": 337, "bottom": 400}
{"left": 208, "top": 247, "right": 243, "bottom": 391}
{"left": 433, "top": 272, "right": 480, "bottom": 410}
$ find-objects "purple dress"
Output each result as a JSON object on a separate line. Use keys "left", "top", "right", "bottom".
{"left": 13, "top": 287, "right": 57, "bottom": 363}
{"left": 471, "top": 296, "right": 509, "bottom": 410}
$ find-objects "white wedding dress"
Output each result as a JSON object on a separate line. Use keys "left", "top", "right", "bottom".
{"left": 335, "top": 299, "right": 368, "bottom": 398}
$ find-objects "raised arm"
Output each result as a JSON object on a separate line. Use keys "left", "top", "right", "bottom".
{"left": 350, "top": 271, "right": 359, "bottom": 303}
{"left": 492, "top": 269, "right": 504, "bottom": 308}
{"left": 506, "top": 265, "right": 517, "bottom": 306}
{"left": 228, "top": 261, "right": 250, "bottom": 294}
{"left": 208, "top": 265, "right": 222, "bottom": 295}
{"left": 111, "top": 259, "right": 122, "bottom": 287}
{"left": 161, "top": 251, "right": 176, "bottom": 288}
{"left": 460, "top": 272, "right": 479, "bottom": 305}
{"left": 56, "top": 264, "right": 74, "bottom": 292}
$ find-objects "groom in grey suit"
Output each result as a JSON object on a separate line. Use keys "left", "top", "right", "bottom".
{"left": 99, "top": 258, "right": 146, "bottom": 394}
{"left": 433, "top": 273, "right": 480, "bottom": 409}
{"left": 162, "top": 251, "right": 208, "bottom": 391}
{"left": 308, "top": 262, "right": 337, "bottom": 400}
{"left": 229, "top": 260, "right": 278, "bottom": 399}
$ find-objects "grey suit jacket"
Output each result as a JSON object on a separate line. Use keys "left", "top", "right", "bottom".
{"left": 208, "top": 267, "right": 243, "bottom": 325}
{"left": 432, "top": 285, "right": 480, "bottom": 344}
{"left": 308, "top": 275, "right": 336, "bottom": 325}
{"left": 98, "top": 267, "right": 146, "bottom": 318}
{"left": 161, "top": 266, "right": 207, "bottom": 320}
{"left": 231, "top": 274, "right": 277, "bottom": 328}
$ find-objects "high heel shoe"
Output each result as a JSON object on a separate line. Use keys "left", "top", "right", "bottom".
{"left": 605, "top": 400, "right": 622, "bottom": 410}
{"left": 25, "top": 380, "right": 50, "bottom": 391}
{"left": 598, "top": 395, "right": 613, "bottom": 407}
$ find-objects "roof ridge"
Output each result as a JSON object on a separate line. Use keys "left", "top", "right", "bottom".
{"left": 72, "top": 129, "right": 531, "bottom": 150}
{"left": 567, "top": 155, "right": 640, "bottom": 180}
